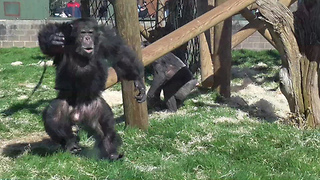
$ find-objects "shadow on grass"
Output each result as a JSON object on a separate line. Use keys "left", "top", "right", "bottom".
{"left": 227, "top": 97, "right": 279, "bottom": 123}
{"left": 186, "top": 86, "right": 281, "bottom": 123}
{"left": 1, "top": 138, "right": 60, "bottom": 158}
{"left": 1, "top": 138, "right": 104, "bottom": 160}
{"left": 1, "top": 99, "right": 50, "bottom": 117}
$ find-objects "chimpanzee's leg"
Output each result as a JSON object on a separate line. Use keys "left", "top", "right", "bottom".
{"left": 163, "top": 82, "right": 180, "bottom": 112}
{"left": 163, "top": 67, "right": 197, "bottom": 111}
{"left": 147, "top": 86, "right": 163, "bottom": 110}
{"left": 42, "top": 99, "right": 81, "bottom": 153}
{"left": 174, "top": 79, "right": 198, "bottom": 107}
{"left": 165, "top": 96, "right": 178, "bottom": 112}
{"left": 93, "top": 98, "right": 122, "bottom": 160}
{"left": 147, "top": 70, "right": 166, "bottom": 110}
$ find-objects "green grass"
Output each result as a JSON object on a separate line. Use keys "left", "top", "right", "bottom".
{"left": 232, "top": 49, "right": 282, "bottom": 89}
{"left": 232, "top": 49, "right": 281, "bottom": 68}
{"left": 1, "top": 48, "right": 320, "bottom": 179}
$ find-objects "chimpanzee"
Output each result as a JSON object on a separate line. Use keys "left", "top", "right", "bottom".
{"left": 38, "top": 18, "right": 146, "bottom": 160}
{"left": 144, "top": 42, "right": 197, "bottom": 112}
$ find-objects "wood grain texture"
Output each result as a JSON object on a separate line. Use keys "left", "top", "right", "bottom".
{"left": 113, "top": 0, "right": 148, "bottom": 130}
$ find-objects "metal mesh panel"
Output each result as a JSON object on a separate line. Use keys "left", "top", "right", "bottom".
{"left": 90, "top": 0, "right": 200, "bottom": 72}
{"left": 90, "top": 0, "right": 115, "bottom": 26}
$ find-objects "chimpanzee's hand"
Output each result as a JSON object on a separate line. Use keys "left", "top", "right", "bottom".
{"left": 49, "top": 32, "right": 65, "bottom": 53}
{"left": 134, "top": 79, "right": 146, "bottom": 103}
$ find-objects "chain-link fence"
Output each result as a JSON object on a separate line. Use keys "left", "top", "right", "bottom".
{"left": 49, "top": 0, "right": 200, "bottom": 72}
{"left": 90, "top": 0, "right": 200, "bottom": 73}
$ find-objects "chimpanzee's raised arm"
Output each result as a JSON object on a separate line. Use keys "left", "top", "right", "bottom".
{"left": 38, "top": 23, "right": 70, "bottom": 57}
{"left": 98, "top": 26, "right": 146, "bottom": 103}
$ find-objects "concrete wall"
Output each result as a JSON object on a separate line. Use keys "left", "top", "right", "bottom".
{"left": 0, "top": 20, "right": 45, "bottom": 48}
{"left": 0, "top": 19, "right": 274, "bottom": 50}
{"left": 0, "top": 19, "right": 71, "bottom": 48}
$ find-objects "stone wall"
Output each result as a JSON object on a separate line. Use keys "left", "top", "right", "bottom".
{"left": 0, "top": 19, "right": 70, "bottom": 48}
{"left": 0, "top": 20, "right": 44, "bottom": 48}
{"left": 0, "top": 19, "right": 274, "bottom": 50}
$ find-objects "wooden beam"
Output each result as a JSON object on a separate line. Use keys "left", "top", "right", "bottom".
{"left": 112, "top": 0, "right": 148, "bottom": 130}
{"left": 240, "top": 8, "right": 276, "bottom": 48}
{"left": 232, "top": 19, "right": 266, "bottom": 49}
{"left": 199, "top": 33, "right": 214, "bottom": 87}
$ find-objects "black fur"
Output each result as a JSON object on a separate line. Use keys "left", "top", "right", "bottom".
{"left": 38, "top": 18, "right": 146, "bottom": 160}
{"left": 147, "top": 52, "right": 197, "bottom": 112}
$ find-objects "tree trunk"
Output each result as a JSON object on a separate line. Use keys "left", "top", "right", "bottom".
{"left": 256, "top": 0, "right": 320, "bottom": 128}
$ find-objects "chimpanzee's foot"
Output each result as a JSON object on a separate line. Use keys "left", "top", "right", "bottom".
{"left": 109, "top": 153, "right": 124, "bottom": 161}
{"left": 64, "top": 138, "right": 81, "bottom": 154}
{"left": 175, "top": 79, "right": 198, "bottom": 101}
{"left": 66, "top": 144, "right": 82, "bottom": 154}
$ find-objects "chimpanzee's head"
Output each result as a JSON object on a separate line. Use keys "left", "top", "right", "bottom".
{"left": 67, "top": 18, "right": 99, "bottom": 58}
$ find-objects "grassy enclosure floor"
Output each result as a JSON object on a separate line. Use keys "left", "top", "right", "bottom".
{"left": 0, "top": 48, "right": 320, "bottom": 179}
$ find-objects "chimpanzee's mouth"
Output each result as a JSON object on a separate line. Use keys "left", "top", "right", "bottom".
{"left": 84, "top": 47, "right": 93, "bottom": 53}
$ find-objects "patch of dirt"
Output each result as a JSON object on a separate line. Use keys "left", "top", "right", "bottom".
{"left": 229, "top": 77, "right": 290, "bottom": 122}
{"left": 101, "top": 89, "right": 123, "bottom": 107}
{"left": 0, "top": 132, "right": 55, "bottom": 155}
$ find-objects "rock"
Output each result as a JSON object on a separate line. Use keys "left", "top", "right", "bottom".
{"left": 11, "top": 61, "right": 23, "bottom": 66}
{"left": 38, "top": 60, "right": 54, "bottom": 67}
{"left": 101, "top": 90, "right": 123, "bottom": 107}
{"left": 253, "top": 62, "right": 268, "bottom": 70}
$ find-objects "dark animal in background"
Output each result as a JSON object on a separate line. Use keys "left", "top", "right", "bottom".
{"left": 38, "top": 18, "right": 146, "bottom": 160}
{"left": 144, "top": 42, "right": 197, "bottom": 112}
{"left": 148, "top": 26, "right": 189, "bottom": 65}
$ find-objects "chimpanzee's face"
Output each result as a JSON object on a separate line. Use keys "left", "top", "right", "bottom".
{"left": 79, "top": 26, "right": 94, "bottom": 55}
{"left": 72, "top": 20, "right": 97, "bottom": 58}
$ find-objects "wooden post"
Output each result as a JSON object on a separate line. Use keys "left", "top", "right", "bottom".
{"left": 112, "top": 0, "right": 148, "bottom": 130}
{"left": 197, "top": 0, "right": 214, "bottom": 88}
{"left": 208, "top": 0, "right": 215, "bottom": 53}
{"left": 212, "top": 0, "right": 232, "bottom": 98}
{"left": 80, "top": 0, "right": 90, "bottom": 18}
